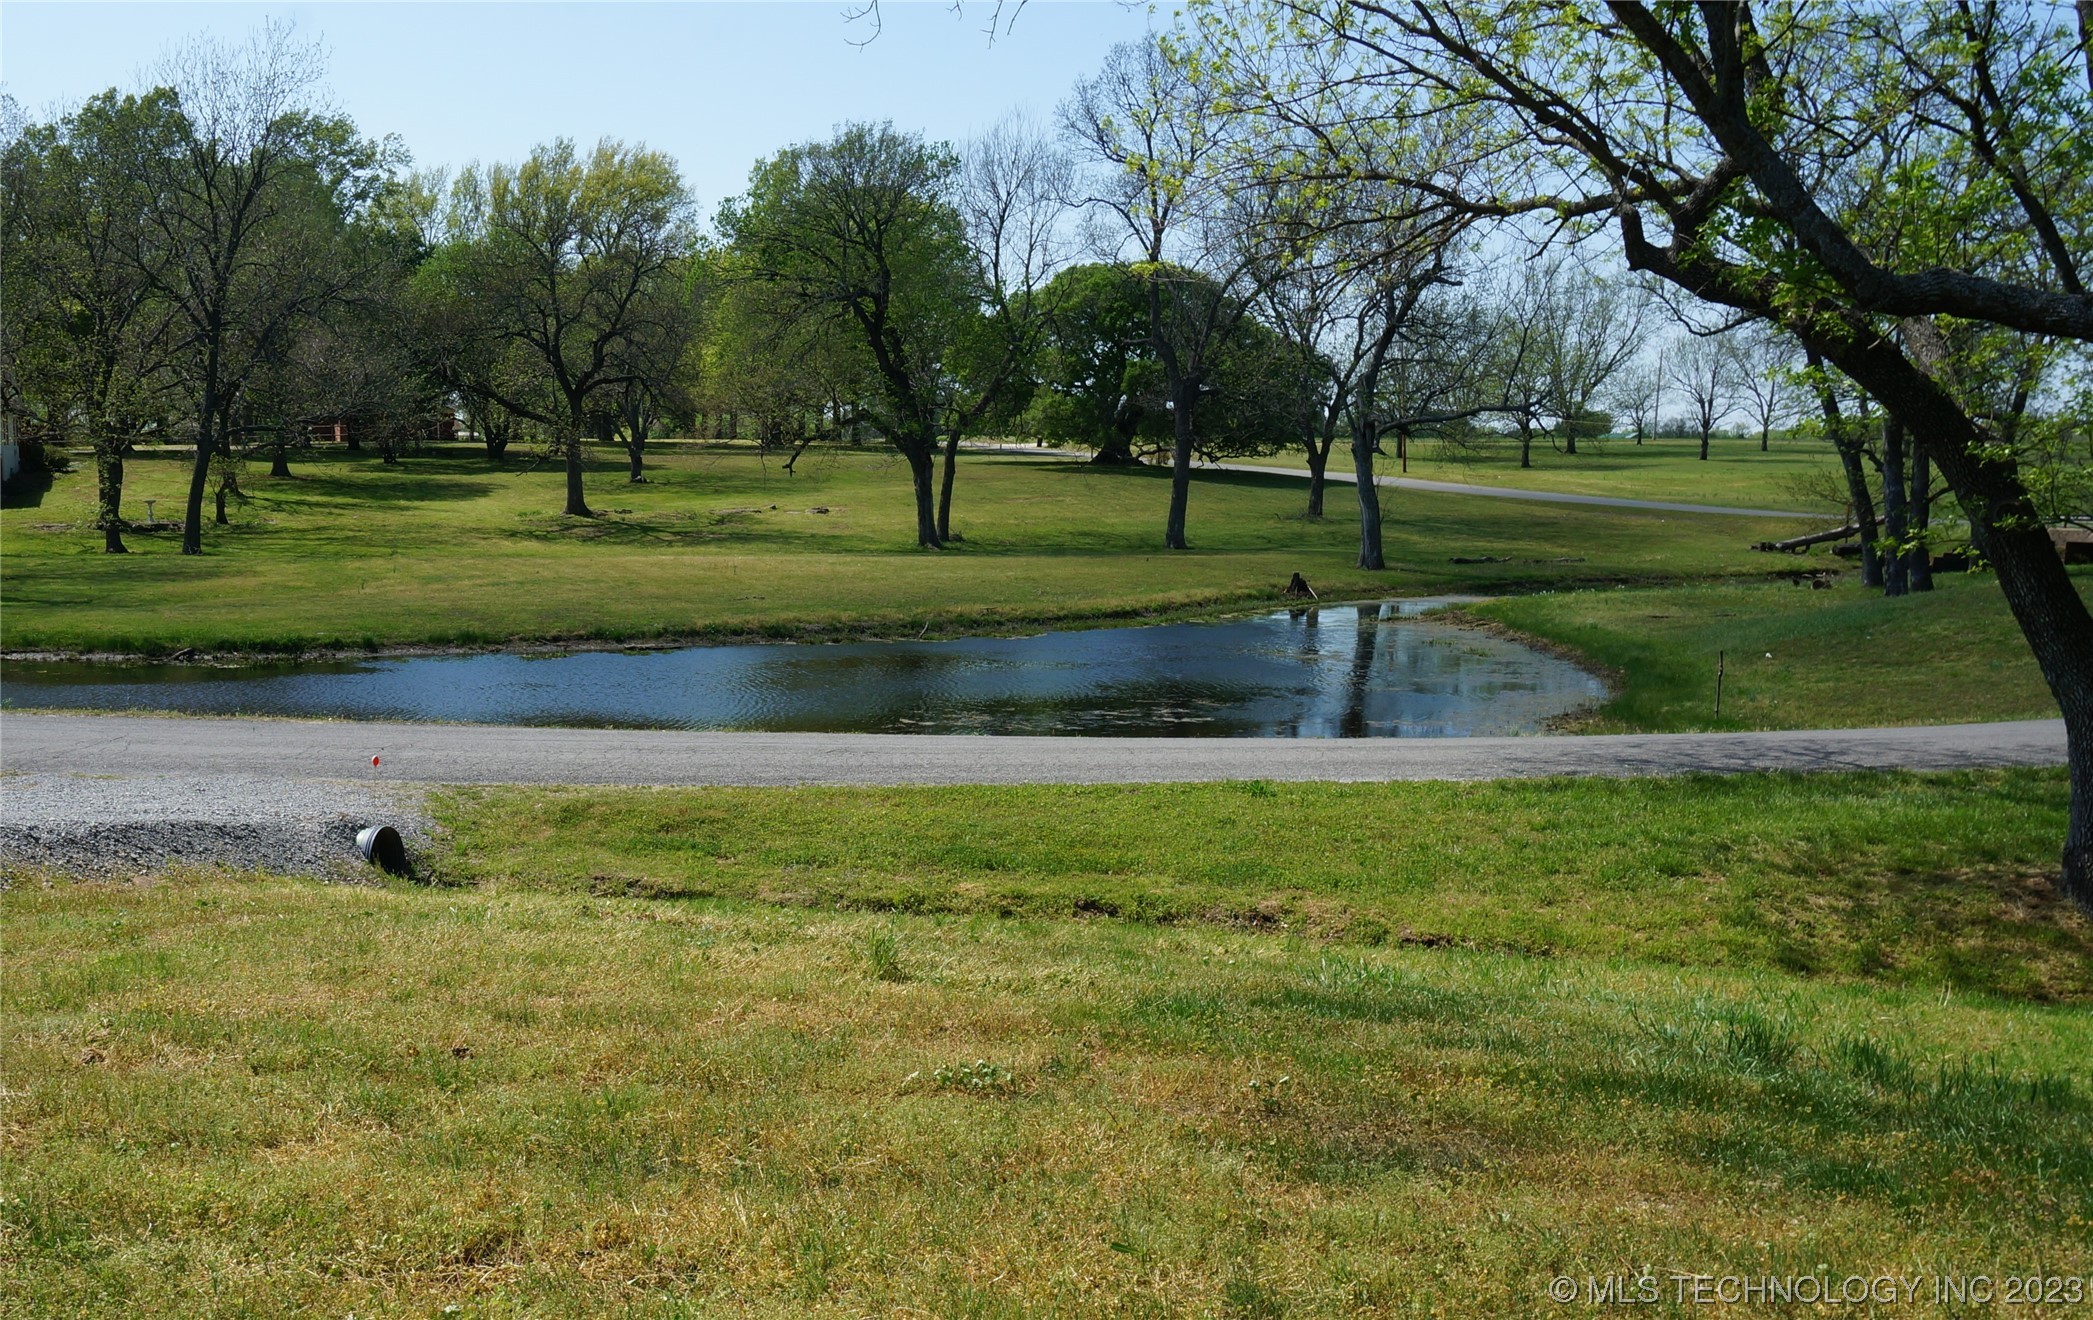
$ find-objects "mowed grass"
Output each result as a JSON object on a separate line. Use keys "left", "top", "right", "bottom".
{"left": 1242, "top": 433, "right": 1848, "bottom": 512}
{"left": 434, "top": 771, "right": 2091, "bottom": 1004}
{"left": 1470, "top": 571, "right": 2083, "bottom": 732}
{"left": 6, "top": 870, "right": 2090, "bottom": 1316}
{"left": 0, "top": 442, "right": 1811, "bottom": 655}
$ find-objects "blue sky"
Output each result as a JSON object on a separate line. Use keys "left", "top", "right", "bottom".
{"left": 0, "top": 1, "right": 1160, "bottom": 213}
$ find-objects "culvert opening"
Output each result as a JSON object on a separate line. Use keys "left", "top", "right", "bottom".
{"left": 355, "top": 824, "right": 410, "bottom": 876}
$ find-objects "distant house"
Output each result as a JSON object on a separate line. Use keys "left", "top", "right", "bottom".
{"left": 306, "top": 410, "right": 458, "bottom": 450}
{"left": 1, "top": 412, "right": 20, "bottom": 487}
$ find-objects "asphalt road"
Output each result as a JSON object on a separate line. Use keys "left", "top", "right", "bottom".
{"left": 1, "top": 712, "right": 2064, "bottom": 788}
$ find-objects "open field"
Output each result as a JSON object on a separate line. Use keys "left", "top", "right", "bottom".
{"left": 1239, "top": 434, "right": 1850, "bottom": 512}
{"left": 6, "top": 771, "right": 2090, "bottom": 1316}
{"left": 1, "top": 442, "right": 1808, "bottom": 656}
{"left": 1471, "top": 572, "right": 2084, "bottom": 733}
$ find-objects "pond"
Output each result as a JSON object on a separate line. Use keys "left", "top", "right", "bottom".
{"left": 2, "top": 600, "right": 1605, "bottom": 737}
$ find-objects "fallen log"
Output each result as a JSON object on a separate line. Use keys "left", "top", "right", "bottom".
{"left": 1754, "top": 524, "right": 1857, "bottom": 554}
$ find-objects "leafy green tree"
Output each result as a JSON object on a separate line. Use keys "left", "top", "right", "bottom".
{"left": 1026, "top": 262, "right": 1166, "bottom": 462}
{"left": 441, "top": 137, "right": 695, "bottom": 516}
{"left": 1064, "top": 37, "right": 1284, "bottom": 549}
{"left": 2, "top": 90, "right": 184, "bottom": 552}
{"left": 719, "top": 122, "right": 982, "bottom": 547}
{"left": 135, "top": 24, "right": 388, "bottom": 554}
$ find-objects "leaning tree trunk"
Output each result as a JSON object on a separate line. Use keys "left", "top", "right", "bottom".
{"left": 1810, "top": 352, "right": 1883, "bottom": 588}
{"left": 96, "top": 442, "right": 127, "bottom": 554}
{"left": 1822, "top": 332, "right": 2093, "bottom": 911}
{"left": 181, "top": 390, "right": 219, "bottom": 555}
{"left": 1353, "top": 422, "right": 1385, "bottom": 571}
{"left": 937, "top": 425, "right": 961, "bottom": 543}
{"left": 1091, "top": 410, "right": 1139, "bottom": 465}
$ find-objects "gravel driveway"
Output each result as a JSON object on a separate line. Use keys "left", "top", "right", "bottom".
{"left": 0, "top": 771, "right": 431, "bottom": 881}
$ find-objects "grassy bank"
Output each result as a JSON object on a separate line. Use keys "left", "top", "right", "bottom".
{"left": 1469, "top": 572, "right": 2082, "bottom": 733}
{"left": 434, "top": 771, "right": 2089, "bottom": 1004}
{"left": 1, "top": 443, "right": 1804, "bottom": 655}
{"left": 6, "top": 876, "right": 2090, "bottom": 1316}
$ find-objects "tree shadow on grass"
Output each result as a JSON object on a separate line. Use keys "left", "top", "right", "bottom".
{"left": 269, "top": 469, "right": 501, "bottom": 506}
{"left": 1, "top": 466, "right": 56, "bottom": 510}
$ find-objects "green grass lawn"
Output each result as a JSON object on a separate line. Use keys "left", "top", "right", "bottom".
{"left": 1243, "top": 433, "right": 1850, "bottom": 512}
{"left": 432, "top": 771, "right": 2090, "bottom": 1002}
{"left": 1469, "top": 571, "right": 2083, "bottom": 732}
{"left": 1, "top": 442, "right": 1811, "bottom": 655}
{"left": 7, "top": 771, "right": 2090, "bottom": 1315}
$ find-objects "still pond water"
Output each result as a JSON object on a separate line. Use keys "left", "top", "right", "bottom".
{"left": 4, "top": 601, "right": 1604, "bottom": 738}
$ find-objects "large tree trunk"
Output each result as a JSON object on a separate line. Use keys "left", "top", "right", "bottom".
{"left": 1519, "top": 426, "right": 1533, "bottom": 468}
{"left": 1164, "top": 388, "right": 1196, "bottom": 551}
{"left": 625, "top": 408, "right": 649, "bottom": 483}
{"left": 1621, "top": 202, "right": 2093, "bottom": 911}
{"left": 1353, "top": 422, "right": 1385, "bottom": 571}
{"left": 1091, "top": 406, "right": 1139, "bottom": 465}
{"left": 97, "top": 444, "right": 127, "bottom": 554}
{"left": 1882, "top": 418, "right": 1909, "bottom": 598}
{"left": 1698, "top": 426, "right": 1711, "bottom": 461}
{"left": 1836, "top": 440, "right": 1883, "bottom": 588}
{"left": 937, "top": 425, "right": 961, "bottom": 542}
{"left": 563, "top": 413, "right": 593, "bottom": 518}
{"left": 269, "top": 430, "right": 291, "bottom": 478}
{"left": 906, "top": 440, "right": 943, "bottom": 548}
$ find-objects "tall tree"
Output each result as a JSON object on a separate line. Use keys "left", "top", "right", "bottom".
{"left": 133, "top": 24, "right": 383, "bottom": 554}
{"left": 1026, "top": 262, "right": 1165, "bottom": 463}
{"left": 2, "top": 91, "right": 184, "bottom": 552}
{"left": 1063, "top": 37, "right": 1275, "bottom": 550}
{"left": 719, "top": 122, "right": 981, "bottom": 547}
{"left": 931, "top": 117, "right": 1069, "bottom": 541}
{"left": 1534, "top": 263, "right": 1651, "bottom": 456}
{"left": 442, "top": 137, "right": 695, "bottom": 516}
{"left": 605, "top": 251, "right": 707, "bottom": 483}
{"left": 1728, "top": 323, "right": 1801, "bottom": 452}
{"left": 1665, "top": 332, "right": 1736, "bottom": 461}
